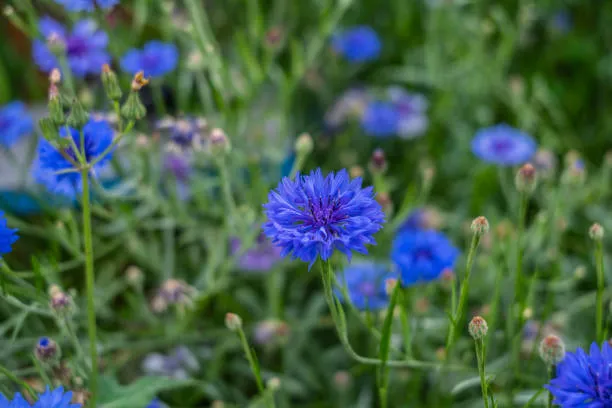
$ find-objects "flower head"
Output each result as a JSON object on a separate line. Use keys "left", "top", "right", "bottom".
{"left": 360, "top": 101, "right": 400, "bottom": 138}
{"left": 32, "top": 386, "right": 81, "bottom": 408}
{"left": 120, "top": 41, "right": 179, "bottom": 78}
{"left": 331, "top": 26, "right": 381, "bottom": 63}
{"left": 33, "top": 17, "right": 110, "bottom": 77}
{"left": 33, "top": 120, "right": 114, "bottom": 198}
{"left": 545, "top": 342, "right": 612, "bottom": 407}
{"left": 0, "top": 212, "right": 18, "bottom": 259}
{"left": 387, "top": 87, "right": 429, "bottom": 139}
{"left": 471, "top": 124, "right": 537, "bottom": 166}
{"left": 263, "top": 169, "right": 385, "bottom": 266}
{"left": 0, "top": 102, "right": 33, "bottom": 147}
{"left": 230, "top": 234, "right": 282, "bottom": 273}
{"left": 0, "top": 393, "right": 32, "bottom": 408}
{"left": 391, "top": 229, "right": 460, "bottom": 286}
{"left": 53, "top": 0, "right": 119, "bottom": 11}
{"left": 142, "top": 346, "right": 199, "bottom": 380}
{"left": 335, "top": 262, "right": 397, "bottom": 310}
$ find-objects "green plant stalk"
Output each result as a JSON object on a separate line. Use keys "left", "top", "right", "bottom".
{"left": 217, "top": 158, "right": 236, "bottom": 218}
{"left": 595, "top": 240, "right": 605, "bottom": 344}
{"left": 475, "top": 339, "right": 490, "bottom": 408}
{"left": 446, "top": 233, "right": 481, "bottom": 356}
{"left": 81, "top": 167, "right": 99, "bottom": 405}
{"left": 58, "top": 54, "right": 76, "bottom": 97}
{"left": 547, "top": 365, "right": 555, "bottom": 408}
{"left": 399, "top": 289, "right": 412, "bottom": 359}
{"left": 151, "top": 82, "right": 167, "bottom": 117}
{"left": 377, "top": 281, "right": 401, "bottom": 408}
{"left": 236, "top": 326, "right": 275, "bottom": 408}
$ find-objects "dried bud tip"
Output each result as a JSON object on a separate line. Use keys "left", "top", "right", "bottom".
{"left": 384, "top": 278, "right": 398, "bottom": 296}
{"left": 468, "top": 316, "right": 488, "bottom": 340}
{"left": 470, "top": 216, "right": 489, "bottom": 236}
{"left": 49, "top": 68, "right": 61, "bottom": 85}
{"left": 515, "top": 163, "right": 538, "bottom": 194}
{"left": 131, "top": 71, "right": 149, "bottom": 91}
{"left": 102, "top": 64, "right": 111, "bottom": 74}
{"left": 225, "top": 313, "right": 242, "bottom": 331}
{"left": 369, "top": 148, "right": 387, "bottom": 174}
{"left": 589, "top": 223, "right": 604, "bottom": 241}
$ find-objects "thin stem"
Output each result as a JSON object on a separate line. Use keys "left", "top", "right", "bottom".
{"left": 399, "top": 289, "right": 412, "bottom": 359}
{"left": 446, "top": 233, "right": 481, "bottom": 357}
{"left": 58, "top": 54, "right": 75, "bottom": 96}
{"left": 378, "top": 282, "right": 401, "bottom": 408}
{"left": 595, "top": 240, "right": 605, "bottom": 344}
{"left": 236, "top": 327, "right": 268, "bottom": 400}
{"left": 89, "top": 121, "right": 134, "bottom": 167}
{"left": 81, "top": 167, "right": 99, "bottom": 405}
{"left": 151, "top": 83, "right": 167, "bottom": 117}
{"left": 217, "top": 158, "right": 236, "bottom": 218}
{"left": 475, "top": 339, "right": 490, "bottom": 408}
{"left": 547, "top": 365, "right": 555, "bottom": 408}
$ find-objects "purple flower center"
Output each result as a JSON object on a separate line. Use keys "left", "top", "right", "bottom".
{"left": 308, "top": 199, "right": 345, "bottom": 229}
{"left": 415, "top": 249, "right": 433, "bottom": 261}
{"left": 0, "top": 117, "right": 7, "bottom": 130}
{"left": 492, "top": 138, "right": 515, "bottom": 154}
{"left": 396, "top": 101, "right": 414, "bottom": 115}
{"left": 358, "top": 282, "right": 376, "bottom": 297}
{"left": 67, "top": 36, "right": 90, "bottom": 57}
{"left": 143, "top": 53, "right": 161, "bottom": 68}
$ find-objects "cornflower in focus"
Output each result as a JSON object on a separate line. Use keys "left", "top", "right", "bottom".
{"left": 0, "top": 102, "right": 33, "bottom": 147}
{"left": 33, "top": 17, "right": 110, "bottom": 77}
{"left": 335, "top": 262, "right": 397, "bottom": 310}
{"left": 263, "top": 169, "right": 385, "bottom": 267}
{"left": 331, "top": 26, "right": 381, "bottom": 63}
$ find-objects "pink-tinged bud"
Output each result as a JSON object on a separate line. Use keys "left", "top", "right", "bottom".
{"left": 468, "top": 316, "right": 488, "bottom": 340}
{"left": 333, "top": 371, "right": 351, "bottom": 389}
{"left": 589, "top": 223, "right": 604, "bottom": 241}
{"left": 49, "top": 68, "right": 61, "bottom": 85}
{"left": 384, "top": 278, "right": 398, "bottom": 296}
{"left": 515, "top": 163, "right": 537, "bottom": 194}
{"left": 264, "top": 27, "right": 284, "bottom": 49}
{"left": 369, "top": 148, "right": 387, "bottom": 174}
{"left": 470, "top": 216, "right": 489, "bottom": 236}
{"left": 225, "top": 313, "right": 242, "bottom": 332}
{"left": 539, "top": 335, "right": 565, "bottom": 366}
{"left": 376, "top": 192, "right": 393, "bottom": 214}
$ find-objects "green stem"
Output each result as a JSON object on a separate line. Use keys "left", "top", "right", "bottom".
{"left": 475, "top": 339, "right": 490, "bottom": 408}
{"left": 58, "top": 54, "right": 75, "bottom": 97}
{"left": 547, "top": 365, "right": 555, "bottom": 408}
{"left": 81, "top": 167, "right": 99, "bottom": 405}
{"left": 399, "top": 289, "right": 412, "bottom": 359}
{"left": 596, "top": 240, "right": 605, "bottom": 344}
{"left": 446, "top": 233, "right": 481, "bottom": 357}
{"left": 217, "top": 158, "right": 236, "bottom": 218}
{"left": 377, "top": 280, "right": 401, "bottom": 408}
{"left": 236, "top": 327, "right": 268, "bottom": 402}
{"left": 151, "top": 82, "right": 167, "bottom": 117}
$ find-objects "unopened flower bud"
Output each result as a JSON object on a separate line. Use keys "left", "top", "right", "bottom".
{"left": 376, "top": 192, "right": 393, "bottom": 214}
{"left": 539, "top": 335, "right": 565, "bottom": 366}
{"left": 125, "top": 266, "right": 144, "bottom": 286}
{"left": 266, "top": 377, "right": 281, "bottom": 391}
{"left": 385, "top": 278, "right": 398, "bottom": 296}
{"left": 186, "top": 50, "right": 204, "bottom": 71}
{"left": 515, "top": 163, "right": 537, "bottom": 194}
{"left": 210, "top": 128, "right": 231, "bottom": 155}
{"left": 264, "top": 27, "right": 284, "bottom": 49}
{"left": 333, "top": 371, "right": 351, "bottom": 390}
{"left": 561, "top": 159, "right": 586, "bottom": 186}
{"left": 121, "top": 92, "right": 147, "bottom": 121}
{"left": 47, "top": 32, "right": 66, "bottom": 55}
{"left": 49, "top": 68, "right": 61, "bottom": 85}
{"left": 225, "top": 313, "right": 242, "bottom": 332}
{"left": 468, "top": 316, "right": 488, "bottom": 340}
{"left": 470, "top": 216, "right": 489, "bottom": 236}
{"left": 589, "top": 223, "right": 604, "bottom": 241}
{"left": 295, "top": 133, "right": 313, "bottom": 156}
{"left": 48, "top": 85, "right": 65, "bottom": 125}
{"left": 35, "top": 337, "right": 60, "bottom": 363}
{"left": 39, "top": 118, "right": 60, "bottom": 143}
{"left": 66, "top": 98, "right": 89, "bottom": 130}
{"left": 50, "top": 287, "right": 72, "bottom": 314}
{"left": 101, "top": 64, "right": 122, "bottom": 101}
{"left": 369, "top": 148, "right": 387, "bottom": 174}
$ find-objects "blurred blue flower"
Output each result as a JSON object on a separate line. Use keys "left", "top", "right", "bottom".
{"left": 33, "top": 17, "right": 110, "bottom": 77}
{"left": 120, "top": 41, "right": 179, "bottom": 78}
{"left": 471, "top": 124, "right": 537, "bottom": 166}
{"left": 361, "top": 101, "right": 400, "bottom": 138}
{"left": 391, "top": 229, "right": 459, "bottom": 286}
{"left": 0, "top": 102, "right": 33, "bottom": 148}
{"left": 142, "top": 346, "right": 199, "bottom": 380}
{"left": 0, "top": 211, "right": 18, "bottom": 259}
{"left": 53, "top": 0, "right": 119, "bottom": 11}
{"left": 145, "top": 399, "right": 165, "bottom": 408}
{"left": 263, "top": 169, "right": 385, "bottom": 267}
{"left": 0, "top": 392, "right": 31, "bottom": 408}
{"left": 331, "top": 26, "right": 381, "bottom": 63}
{"left": 324, "top": 88, "right": 370, "bottom": 130}
{"left": 156, "top": 117, "right": 206, "bottom": 150}
{"left": 335, "top": 262, "right": 397, "bottom": 310}
{"left": 33, "top": 120, "right": 114, "bottom": 198}
{"left": 387, "top": 87, "right": 429, "bottom": 139}
{"left": 545, "top": 342, "right": 612, "bottom": 407}
{"left": 31, "top": 387, "right": 81, "bottom": 408}
{"left": 164, "top": 151, "right": 191, "bottom": 182}
{"left": 230, "top": 233, "right": 282, "bottom": 273}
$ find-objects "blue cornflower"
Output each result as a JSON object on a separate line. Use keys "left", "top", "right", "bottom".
{"left": 120, "top": 41, "right": 179, "bottom": 78}
{"left": 331, "top": 26, "right": 381, "bottom": 63}
{"left": 545, "top": 342, "right": 612, "bottom": 407}
{"left": 361, "top": 101, "right": 400, "bottom": 138}
{"left": 263, "top": 169, "right": 385, "bottom": 266}
{"left": 0, "top": 392, "right": 30, "bottom": 408}
{"left": 471, "top": 124, "right": 537, "bottom": 166}
{"left": 32, "top": 387, "right": 80, "bottom": 408}
{"left": 335, "top": 262, "right": 397, "bottom": 310}
{"left": 33, "top": 120, "right": 114, "bottom": 198}
{"left": 53, "top": 0, "right": 119, "bottom": 11}
{"left": 0, "top": 102, "right": 33, "bottom": 148}
{"left": 32, "top": 17, "right": 110, "bottom": 77}
{"left": 0, "top": 211, "right": 18, "bottom": 259}
{"left": 391, "top": 229, "right": 459, "bottom": 286}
